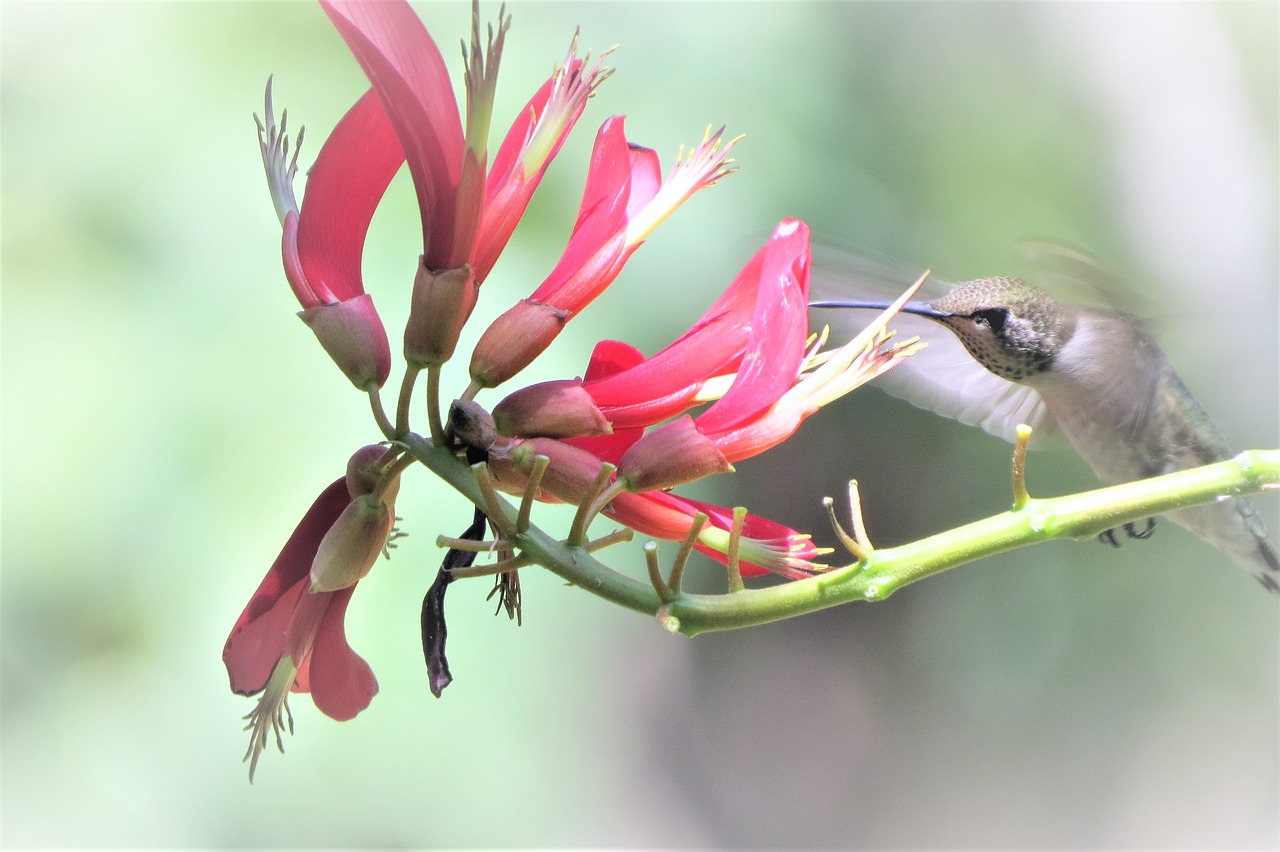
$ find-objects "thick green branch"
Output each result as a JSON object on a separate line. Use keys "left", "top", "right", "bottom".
{"left": 405, "top": 434, "right": 1278, "bottom": 637}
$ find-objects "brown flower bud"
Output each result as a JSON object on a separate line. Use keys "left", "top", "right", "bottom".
{"left": 492, "top": 380, "right": 612, "bottom": 439}
{"left": 617, "top": 415, "right": 731, "bottom": 493}
{"left": 403, "top": 261, "right": 477, "bottom": 367}
{"left": 468, "top": 299, "right": 570, "bottom": 389}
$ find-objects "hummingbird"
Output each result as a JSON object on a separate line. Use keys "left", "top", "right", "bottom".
{"left": 811, "top": 275, "right": 1280, "bottom": 593}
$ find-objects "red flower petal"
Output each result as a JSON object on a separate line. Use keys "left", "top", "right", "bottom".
{"left": 320, "top": 0, "right": 466, "bottom": 268}
{"left": 295, "top": 88, "right": 405, "bottom": 305}
{"left": 475, "top": 59, "right": 588, "bottom": 282}
{"left": 223, "top": 478, "right": 348, "bottom": 695}
{"left": 301, "top": 586, "right": 378, "bottom": 721}
{"left": 565, "top": 340, "right": 646, "bottom": 463}
{"left": 528, "top": 117, "right": 656, "bottom": 312}
{"left": 694, "top": 219, "right": 811, "bottom": 436}
{"left": 225, "top": 579, "right": 308, "bottom": 697}
{"left": 581, "top": 225, "right": 810, "bottom": 429}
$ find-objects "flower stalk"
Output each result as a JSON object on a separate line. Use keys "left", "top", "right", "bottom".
{"left": 404, "top": 431, "right": 1280, "bottom": 635}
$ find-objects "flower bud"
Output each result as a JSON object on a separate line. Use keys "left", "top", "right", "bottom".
{"left": 468, "top": 299, "right": 570, "bottom": 389}
{"left": 346, "top": 445, "right": 393, "bottom": 499}
{"left": 404, "top": 262, "right": 478, "bottom": 367}
{"left": 617, "top": 415, "right": 731, "bottom": 493}
{"left": 309, "top": 494, "right": 394, "bottom": 593}
{"left": 298, "top": 294, "right": 392, "bottom": 389}
{"left": 448, "top": 399, "right": 499, "bottom": 452}
{"left": 492, "top": 380, "right": 611, "bottom": 439}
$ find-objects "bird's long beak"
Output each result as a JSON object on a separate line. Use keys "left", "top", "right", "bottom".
{"left": 809, "top": 299, "right": 953, "bottom": 320}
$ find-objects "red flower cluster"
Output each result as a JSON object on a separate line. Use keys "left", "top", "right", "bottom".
{"left": 488, "top": 218, "right": 920, "bottom": 577}
{"left": 227, "top": 0, "right": 919, "bottom": 780}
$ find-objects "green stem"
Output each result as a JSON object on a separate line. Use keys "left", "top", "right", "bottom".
{"left": 404, "top": 433, "right": 1279, "bottom": 637}
{"left": 368, "top": 387, "right": 396, "bottom": 442}
{"left": 395, "top": 365, "right": 422, "bottom": 438}
{"left": 425, "top": 365, "right": 445, "bottom": 446}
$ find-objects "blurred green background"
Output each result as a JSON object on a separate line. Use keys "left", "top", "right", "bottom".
{"left": 3, "top": 0, "right": 1277, "bottom": 847}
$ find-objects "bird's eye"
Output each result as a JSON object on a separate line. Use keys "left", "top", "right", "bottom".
{"left": 971, "top": 308, "right": 1008, "bottom": 334}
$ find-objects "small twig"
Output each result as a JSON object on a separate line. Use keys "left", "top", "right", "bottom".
{"left": 645, "top": 542, "right": 673, "bottom": 602}
{"left": 846, "top": 480, "right": 873, "bottom": 555}
{"left": 516, "top": 455, "right": 550, "bottom": 534}
{"left": 568, "top": 463, "right": 619, "bottom": 547}
{"left": 668, "top": 512, "right": 708, "bottom": 596}
{"left": 823, "top": 481, "right": 872, "bottom": 561}
{"left": 426, "top": 364, "right": 446, "bottom": 446}
{"left": 1012, "top": 424, "right": 1033, "bottom": 510}
{"left": 368, "top": 387, "right": 396, "bottom": 441}
{"left": 725, "top": 507, "right": 746, "bottom": 593}
{"left": 395, "top": 365, "right": 422, "bottom": 438}
{"left": 435, "top": 534, "right": 510, "bottom": 553}
{"left": 471, "top": 462, "right": 516, "bottom": 539}
{"left": 372, "top": 452, "right": 418, "bottom": 503}
{"left": 823, "top": 497, "right": 862, "bottom": 559}
{"left": 449, "top": 527, "right": 635, "bottom": 581}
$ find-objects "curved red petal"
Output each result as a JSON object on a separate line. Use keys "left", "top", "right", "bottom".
{"left": 565, "top": 340, "right": 646, "bottom": 462}
{"left": 694, "top": 219, "right": 812, "bottom": 436}
{"left": 474, "top": 73, "right": 562, "bottom": 281}
{"left": 307, "top": 586, "right": 379, "bottom": 721}
{"left": 320, "top": 0, "right": 465, "bottom": 268}
{"left": 529, "top": 117, "right": 637, "bottom": 310}
{"left": 623, "top": 143, "right": 662, "bottom": 220}
{"left": 581, "top": 243, "right": 767, "bottom": 418}
{"left": 583, "top": 339, "right": 645, "bottom": 380}
{"left": 295, "top": 88, "right": 405, "bottom": 303}
{"left": 672, "top": 494, "right": 816, "bottom": 579}
{"left": 224, "top": 577, "right": 308, "bottom": 696}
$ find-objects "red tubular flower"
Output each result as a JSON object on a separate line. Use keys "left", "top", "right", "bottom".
{"left": 485, "top": 337, "right": 827, "bottom": 579}
{"left": 474, "top": 39, "right": 612, "bottom": 283}
{"left": 613, "top": 220, "right": 923, "bottom": 492}
{"left": 469, "top": 117, "right": 737, "bottom": 389}
{"left": 224, "top": 445, "right": 397, "bottom": 780}
{"left": 610, "top": 490, "right": 824, "bottom": 580}
{"left": 319, "top": 0, "right": 609, "bottom": 366}
{"left": 580, "top": 220, "right": 806, "bottom": 429}
{"left": 257, "top": 83, "right": 398, "bottom": 389}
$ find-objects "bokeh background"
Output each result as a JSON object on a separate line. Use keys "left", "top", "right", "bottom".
{"left": 3, "top": 0, "right": 1277, "bottom": 847}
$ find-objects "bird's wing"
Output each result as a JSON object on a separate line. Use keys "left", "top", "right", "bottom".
{"left": 870, "top": 313, "right": 1064, "bottom": 448}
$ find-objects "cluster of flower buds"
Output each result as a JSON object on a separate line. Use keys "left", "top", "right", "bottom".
{"left": 225, "top": 0, "right": 921, "bottom": 780}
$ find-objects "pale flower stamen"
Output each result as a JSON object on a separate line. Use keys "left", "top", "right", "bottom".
{"left": 696, "top": 527, "right": 832, "bottom": 578}
{"left": 521, "top": 35, "right": 616, "bottom": 174}
{"left": 240, "top": 657, "right": 299, "bottom": 782}
{"left": 254, "top": 76, "right": 303, "bottom": 226}
{"left": 626, "top": 126, "right": 740, "bottom": 245}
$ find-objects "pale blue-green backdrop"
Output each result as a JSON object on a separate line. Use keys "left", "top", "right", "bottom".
{"left": 3, "top": 1, "right": 1277, "bottom": 847}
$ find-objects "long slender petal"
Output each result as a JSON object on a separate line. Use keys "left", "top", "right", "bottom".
{"left": 475, "top": 45, "right": 611, "bottom": 282}
{"left": 581, "top": 228, "right": 796, "bottom": 427}
{"left": 294, "top": 88, "right": 405, "bottom": 305}
{"left": 528, "top": 116, "right": 659, "bottom": 311}
{"left": 320, "top": 0, "right": 466, "bottom": 268}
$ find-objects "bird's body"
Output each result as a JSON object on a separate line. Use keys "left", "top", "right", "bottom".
{"left": 813, "top": 276, "right": 1279, "bottom": 592}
